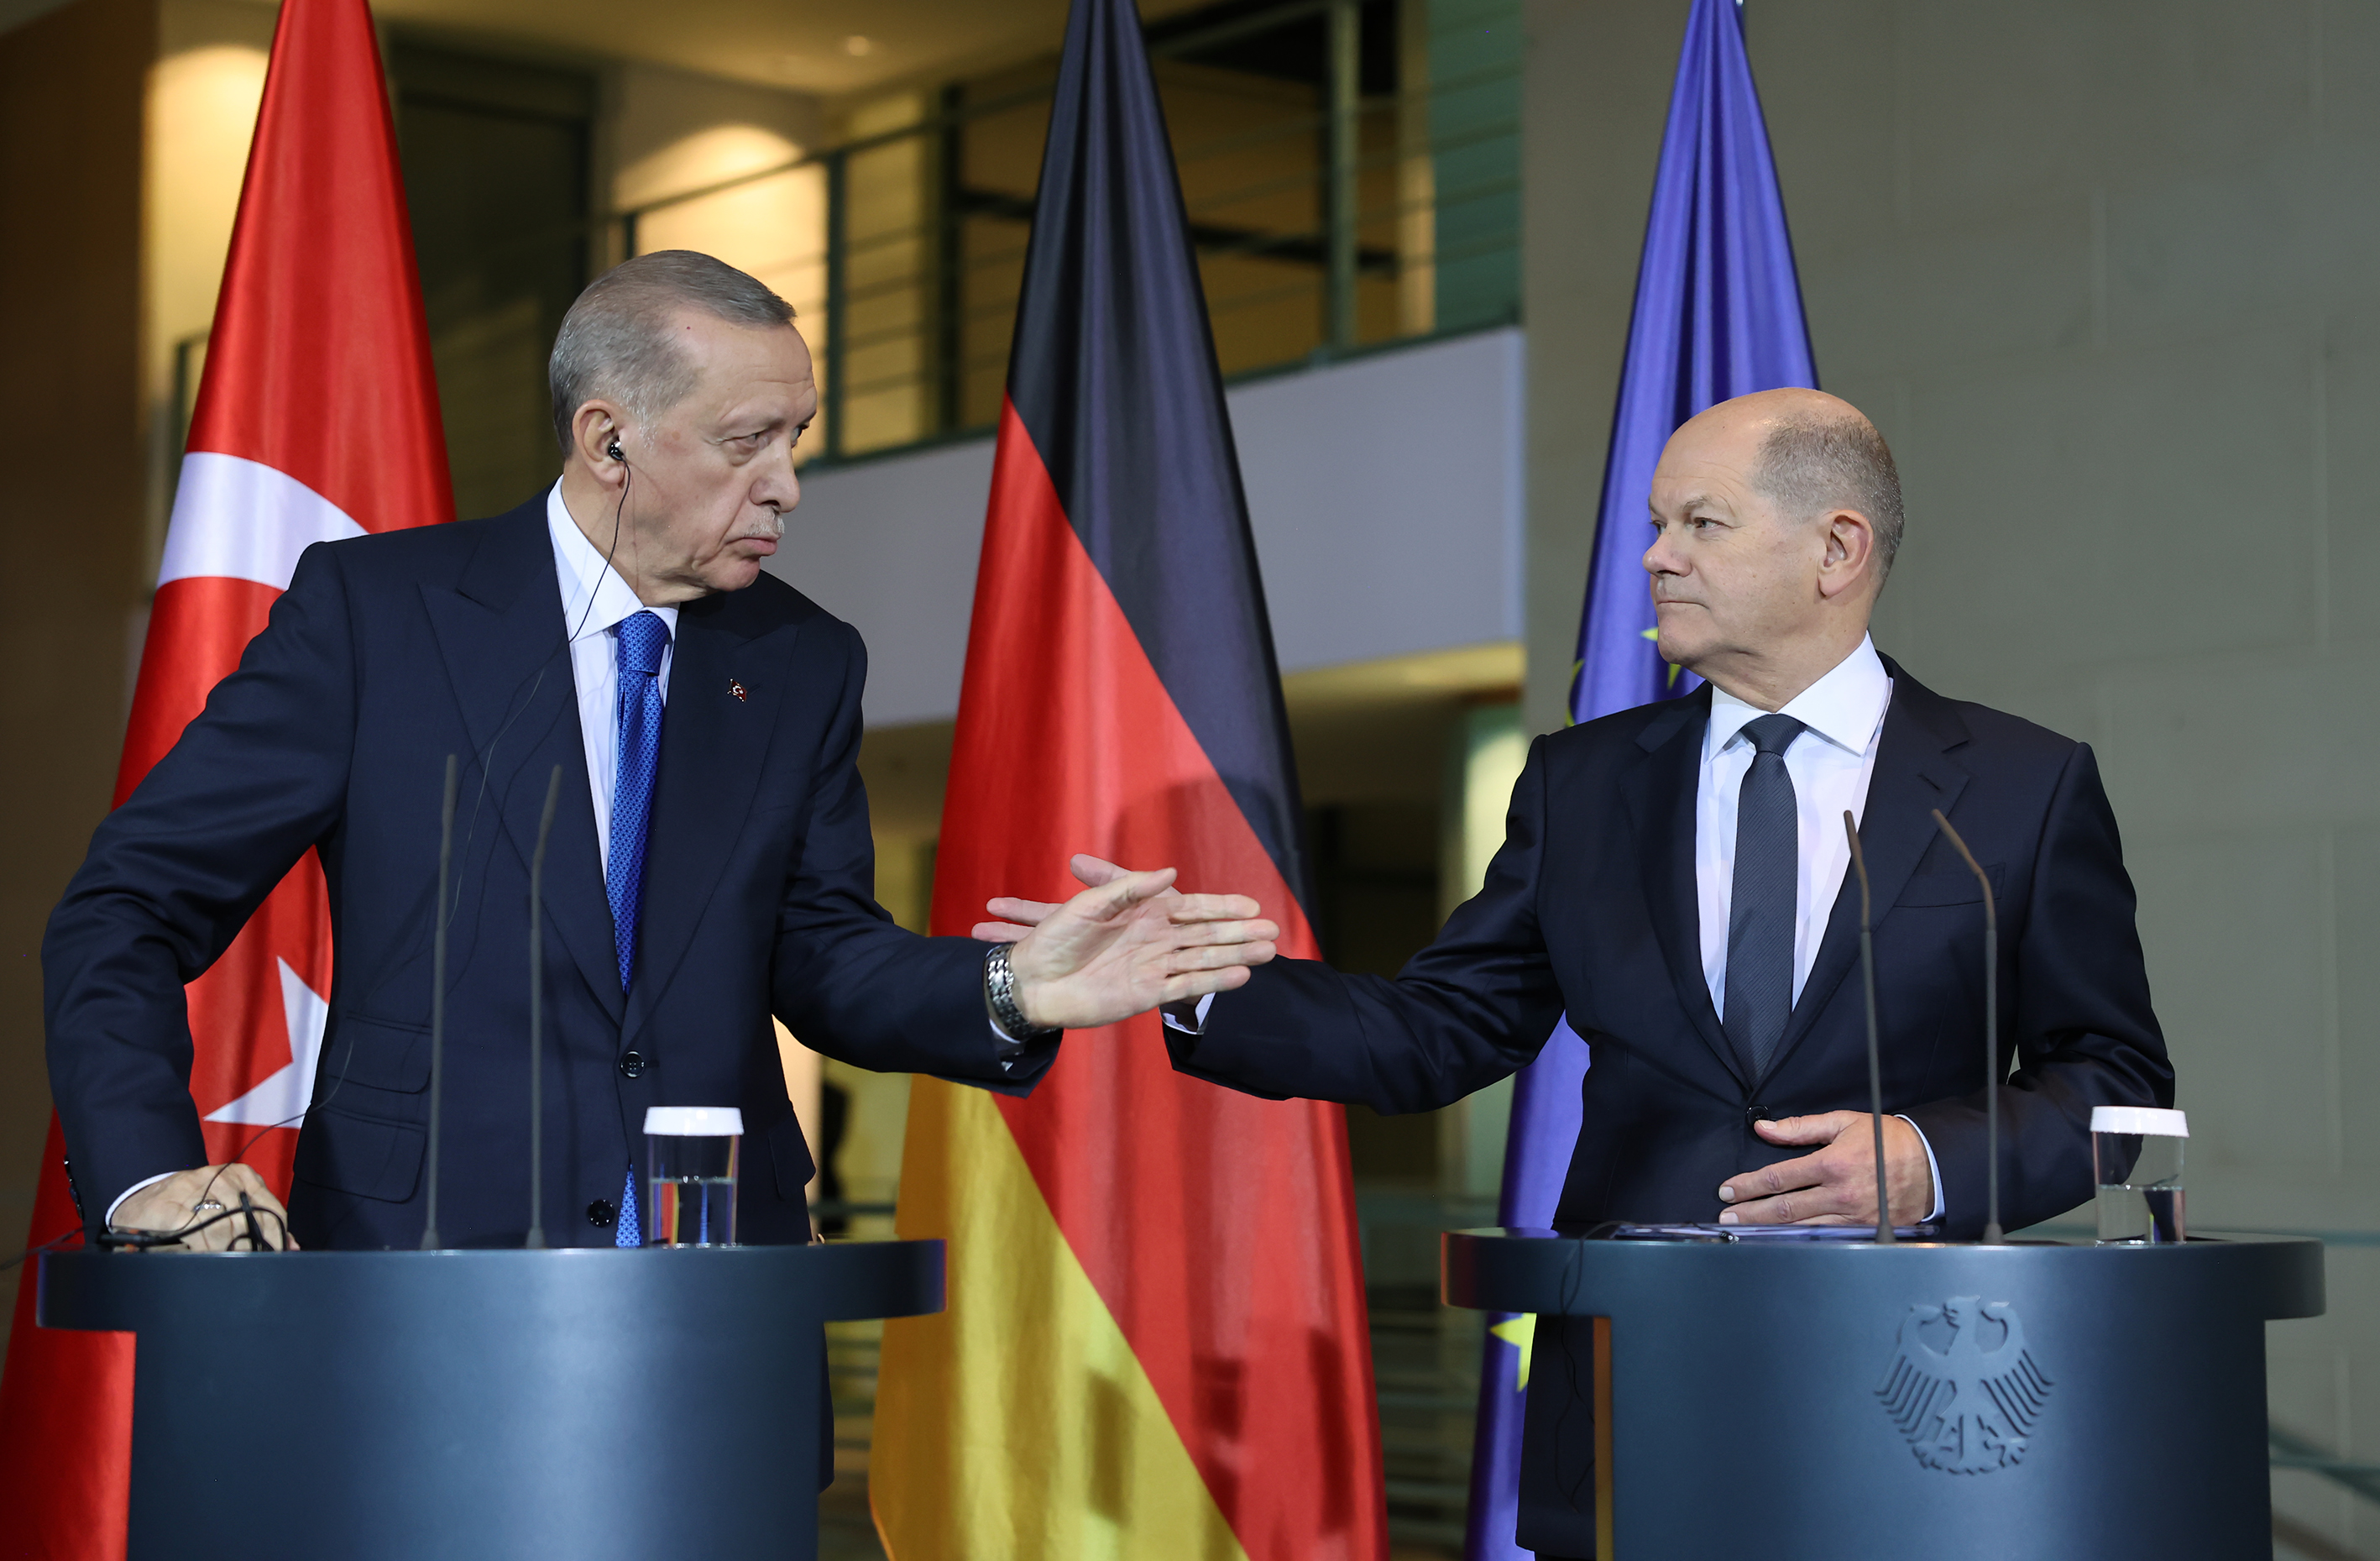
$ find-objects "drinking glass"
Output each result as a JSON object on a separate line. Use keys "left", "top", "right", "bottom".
{"left": 2092, "top": 1105, "right": 2186, "bottom": 1244}
{"left": 645, "top": 1106, "right": 742, "bottom": 1247}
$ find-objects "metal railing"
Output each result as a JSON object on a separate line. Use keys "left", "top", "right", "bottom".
{"left": 2273, "top": 1424, "right": 2380, "bottom": 1506}
{"left": 615, "top": 0, "right": 1521, "bottom": 466}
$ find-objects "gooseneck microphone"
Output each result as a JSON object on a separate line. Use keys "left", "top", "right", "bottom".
{"left": 1843, "top": 813, "right": 1894, "bottom": 1244}
{"left": 1930, "top": 809, "right": 2004, "bottom": 1244}
{"left": 526, "top": 765, "right": 563, "bottom": 1249}
{"left": 406, "top": 454, "right": 633, "bottom": 1255}
{"left": 421, "top": 753, "right": 459, "bottom": 1252}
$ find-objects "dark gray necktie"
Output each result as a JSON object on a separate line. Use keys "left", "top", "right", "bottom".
{"left": 1724, "top": 713, "right": 1807, "bottom": 1079}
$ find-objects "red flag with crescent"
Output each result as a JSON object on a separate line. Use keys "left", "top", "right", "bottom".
{"left": 0, "top": 0, "right": 449, "bottom": 1551}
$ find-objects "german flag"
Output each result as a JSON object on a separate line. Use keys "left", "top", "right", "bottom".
{"left": 868, "top": 0, "right": 1387, "bottom": 1554}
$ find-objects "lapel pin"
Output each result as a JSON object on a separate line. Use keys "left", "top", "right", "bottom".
{"left": 728, "top": 678, "right": 749, "bottom": 703}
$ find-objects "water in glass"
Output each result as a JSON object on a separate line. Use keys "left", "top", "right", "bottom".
{"left": 648, "top": 1175, "right": 738, "bottom": 1247}
{"left": 2094, "top": 1131, "right": 2185, "bottom": 1244}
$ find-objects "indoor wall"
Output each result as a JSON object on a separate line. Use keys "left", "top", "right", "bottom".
{"left": 0, "top": 0, "right": 154, "bottom": 1323}
{"left": 1522, "top": 3, "right": 2379, "bottom": 1553}
{"left": 390, "top": 37, "right": 596, "bottom": 520}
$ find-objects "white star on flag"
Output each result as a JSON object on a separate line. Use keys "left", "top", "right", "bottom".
{"left": 204, "top": 957, "right": 329, "bottom": 1127}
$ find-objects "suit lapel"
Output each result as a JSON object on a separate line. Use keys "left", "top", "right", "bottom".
{"left": 1620, "top": 688, "right": 1744, "bottom": 1087}
{"left": 1757, "top": 663, "right": 1970, "bottom": 1089}
{"left": 421, "top": 509, "right": 624, "bottom": 1026}
{"left": 621, "top": 589, "right": 803, "bottom": 1050}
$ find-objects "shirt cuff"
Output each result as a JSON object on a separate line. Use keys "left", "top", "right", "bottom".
{"left": 1894, "top": 1114, "right": 1948, "bottom": 1223}
{"left": 1159, "top": 993, "right": 1216, "bottom": 1035}
{"left": 106, "top": 1171, "right": 180, "bottom": 1226}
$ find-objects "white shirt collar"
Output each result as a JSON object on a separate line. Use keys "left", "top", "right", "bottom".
{"left": 1704, "top": 635, "right": 1891, "bottom": 762}
{"left": 546, "top": 480, "right": 677, "bottom": 644}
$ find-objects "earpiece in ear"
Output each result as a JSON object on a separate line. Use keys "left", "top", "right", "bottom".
{"left": 607, "top": 438, "right": 625, "bottom": 464}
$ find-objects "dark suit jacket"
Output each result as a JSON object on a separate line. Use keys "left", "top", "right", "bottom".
{"left": 1165, "top": 660, "right": 2172, "bottom": 1553}
{"left": 46, "top": 498, "right": 1043, "bottom": 1250}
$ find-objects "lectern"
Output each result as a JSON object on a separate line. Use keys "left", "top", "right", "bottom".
{"left": 1442, "top": 1228, "right": 2324, "bottom": 1561}
{"left": 39, "top": 1241, "right": 944, "bottom": 1561}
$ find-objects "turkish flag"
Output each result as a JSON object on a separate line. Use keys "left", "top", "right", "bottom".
{"left": 0, "top": 0, "right": 450, "bottom": 1551}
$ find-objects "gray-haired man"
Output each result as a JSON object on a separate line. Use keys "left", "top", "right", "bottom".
{"left": 47, "top": 250, "right": 1278, "bottom": 1254}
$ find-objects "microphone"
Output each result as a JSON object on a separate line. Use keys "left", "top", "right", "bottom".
{"left": 421, "top": 752, "right": 458, "bottom": 1252}
{"left": 526, "top": 765, "right": 562, "bottom": 1249}
{"left": 1842, "top": 812, "right": 1894, "bottom": 1244}
{"left": 1929, "top": 809, "right": 2004, "bottom": 1244}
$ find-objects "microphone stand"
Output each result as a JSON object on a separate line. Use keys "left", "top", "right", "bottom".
{"left": 526, "top": 766, "right": 562, "bottom": 1249}
{"left": 1930, "top": 809, "right": 2004, "bottom": 1244}
{"left": 1843, "top": 814, "right": 1893, "bottom": 1244}
{"left": 421, "top": 754, "right": 458, "bottom": 1252}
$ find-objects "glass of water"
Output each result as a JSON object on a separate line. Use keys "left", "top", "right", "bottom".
{"left": 2092, "top": 1105, "right": 2187, "bottom": 1244}
{"left": 644, "top": 1107, "right": 742, "bottom": 1247}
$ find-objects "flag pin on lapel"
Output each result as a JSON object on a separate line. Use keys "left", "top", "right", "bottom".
{"left": 728, "top": 678, "right": 748, "bottom": 703}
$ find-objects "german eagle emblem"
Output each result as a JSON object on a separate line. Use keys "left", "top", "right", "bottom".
{"left": 1875, "top": 1296, "right": 2053, "bottom": 1474}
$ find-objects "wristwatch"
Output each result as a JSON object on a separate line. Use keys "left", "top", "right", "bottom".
{"left": 984, "top": 943, "right": 1059, "bottom": 1040}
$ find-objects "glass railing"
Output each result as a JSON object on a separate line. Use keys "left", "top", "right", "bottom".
{"left": 617, "top": 0, "right": 1520, "bottom": 466}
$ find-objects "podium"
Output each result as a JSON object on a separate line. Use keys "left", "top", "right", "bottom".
{"left": 1441, "top": 1228, "right": 2324, "bottom": 1561}
{"left": 39, "top": 1241, "right": 944, "bottom": 1561}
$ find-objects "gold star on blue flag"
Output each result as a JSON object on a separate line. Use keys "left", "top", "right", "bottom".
{"left": 1489, "top": 1313, "right": 1536, "bottom": 1391}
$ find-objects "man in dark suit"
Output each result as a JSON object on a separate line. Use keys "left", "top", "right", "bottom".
{"left": 1003, "top": 388, "right": 2173, "bottom": 1557}
{"left": 44, "top": 250, "right": 1278, "bottom": 1254}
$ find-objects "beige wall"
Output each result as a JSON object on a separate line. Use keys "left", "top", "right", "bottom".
{"left": 147, "top": 0, "right": 275, "bottom": 570}
{"left": 0, "top": 0, "right": 155, "bottom": 1326}
{"left": 1523, "top": 2, "right": 2379, "bottom": 1552}
{"left": 614, "top": 57, "right": 827, "bottom": 367}
{"left": 1517, "top": 0, "right": 1678, "bottom": 738}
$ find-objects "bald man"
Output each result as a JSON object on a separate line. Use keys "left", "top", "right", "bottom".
{"left": 1001, "top": 390, "right": 2172, "bottom": 1558}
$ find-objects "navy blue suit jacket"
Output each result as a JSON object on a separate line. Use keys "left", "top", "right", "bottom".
{"left": 46, "top": 499, "right": 1041, "bottom": 1249}
{"left": 1172, "top": 661, "right": 2171, "bottom": 1235}
{"left": 1167, "top": 663, "right": 2172, "bottom": 1552}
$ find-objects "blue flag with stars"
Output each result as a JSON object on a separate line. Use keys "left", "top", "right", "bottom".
{"left": 1466, "top": 1, "right": 1816, "bottom": 1554}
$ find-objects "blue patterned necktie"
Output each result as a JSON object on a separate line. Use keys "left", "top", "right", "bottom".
{"left": 1723, "top": 713, "right": 1806, "bottom": 1082}
{"left": 609, "top": 610, "right": 668, "bottom": 1247}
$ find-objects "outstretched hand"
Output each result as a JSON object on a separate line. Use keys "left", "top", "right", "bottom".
{"left": 981, "top": 855, "right": 1276, "bottom": 1030}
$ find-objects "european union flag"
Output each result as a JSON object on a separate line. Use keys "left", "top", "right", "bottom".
{"left": 1467, "top": 0, "right": 1817, "bottom": 1553}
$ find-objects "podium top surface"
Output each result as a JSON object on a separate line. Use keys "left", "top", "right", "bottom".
{"left": 39, "top": 1239, "right": 945, "bottom": 1334}
{"left": 1441, "top": 1227, "right": 2325, "bottom": 1321}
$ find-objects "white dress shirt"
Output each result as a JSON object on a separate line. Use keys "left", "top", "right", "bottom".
{"left": 1695, "top": 636, "right": 1891, "bottom": 1019}
{"left": 549, "top": 482, "right": 676, "bottom": 873}
{"left": 1696, "top": 635, "right": 1942, "bottom": 1220}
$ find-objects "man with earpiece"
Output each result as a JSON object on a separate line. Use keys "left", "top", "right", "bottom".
{"left": 43, "top": 249, "right": 1279, "bottom": 1254}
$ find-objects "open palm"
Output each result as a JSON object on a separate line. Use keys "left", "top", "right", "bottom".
{"left": 982, "top": 856, "right": 1278, "bottom": 1030}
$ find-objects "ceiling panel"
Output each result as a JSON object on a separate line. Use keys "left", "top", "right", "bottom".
{"left": 373, "top": 0, "right": 1216, "bottom": 98}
